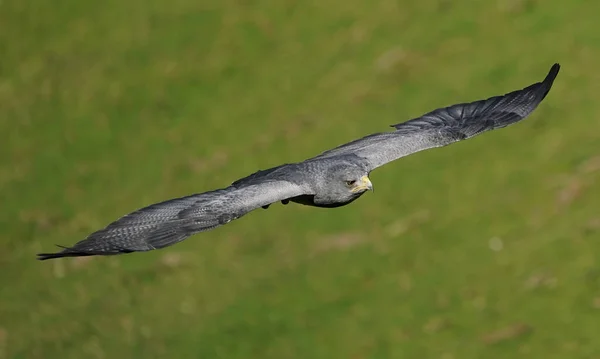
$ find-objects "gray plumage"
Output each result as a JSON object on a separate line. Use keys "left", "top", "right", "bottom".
{"left": 37, "top": 63, "right": 560, "bottom": 260}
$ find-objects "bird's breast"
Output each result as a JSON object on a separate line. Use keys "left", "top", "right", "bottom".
{"left": 288, "top": 194, "right": 361, "bottom": 208}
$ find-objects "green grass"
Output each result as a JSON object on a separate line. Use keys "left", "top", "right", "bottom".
{"left": 2, "top": 0, "right": 600, "bottom": 357}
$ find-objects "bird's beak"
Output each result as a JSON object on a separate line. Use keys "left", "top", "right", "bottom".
{"left": 351, "top": 175, "right": 373, "bottom": 193}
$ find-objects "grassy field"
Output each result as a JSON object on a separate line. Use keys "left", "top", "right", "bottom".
{"left": 2, "top": 0, "right": 600, "bottom": 358}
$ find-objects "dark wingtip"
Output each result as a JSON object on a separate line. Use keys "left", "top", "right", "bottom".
{"left": 387, "top": 63, "right": 561, "bottom": 129}
{"left": 36, "top": 245, "right": 95, "bottom": 261}
{"left": 36, "top": 244, "right": 136, "bottom": 261}
{"left": 536, "top": 62, "right": 560, "bottom": 101}
{"left": 545, "top": 63, "right": 560, "bottom": 85}
{"left": 36, "top": 252, "right": 72, "bottom": 261}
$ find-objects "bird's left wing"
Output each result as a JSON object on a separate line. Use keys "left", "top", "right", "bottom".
{"left": 314, "top": 63, "right": 560, "bottom": 171}
{"left": 37, "top": 179, "right": 311, "bottom": 260}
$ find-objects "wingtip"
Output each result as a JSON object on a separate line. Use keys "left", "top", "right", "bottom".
{"left": 36, "top": 244, "right": 94, "bottom": 261}
{"left": 533, "top": 63, "right": 561, "bottom": 101}
{"left": 36, "top": 252, "right": 65, "bottom": 261}
{"left": 36, "top": 245, "right": 72, "bottom": 260}
{"left": 36, "top": 250, "right": 99, "bottom": 261}
{"left": 36, "top": 243, "right": 138, "bottom": 261}
{"left": 545, "top": 63, "right": 561, "bottom": 83}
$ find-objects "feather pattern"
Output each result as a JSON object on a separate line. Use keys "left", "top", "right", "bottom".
{"left": 316, "top": 63, "right": 560, "bottom": 170}
{"left": 37, "top": 181, "right": 311, "bottom": 259}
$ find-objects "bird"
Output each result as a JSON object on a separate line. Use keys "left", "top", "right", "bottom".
{"left": 37, "top": 63, "right": 560, "bottom": 260}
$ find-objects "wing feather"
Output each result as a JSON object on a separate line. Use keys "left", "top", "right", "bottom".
{"left": 315, "top": 63, "right": 560, "bottom": 170}
{"left": 37, "top": 179, "right": 311, "bottom": 260}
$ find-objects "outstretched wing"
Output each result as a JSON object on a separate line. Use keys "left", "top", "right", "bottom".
{"left": 37, "top": 179, "right": 311, "bottom": 260}
{"left": 315, "top": 63, "right": 560, "bottom": 171}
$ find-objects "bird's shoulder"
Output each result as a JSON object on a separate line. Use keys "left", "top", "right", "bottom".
{"left": 305, "top": 152, "right": 372, "bottom": 170}
{"left": 230, "top": 162, "right": 306, "bottom": 187}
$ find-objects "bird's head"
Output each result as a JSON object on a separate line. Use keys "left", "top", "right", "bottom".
{"left": 315, "top": 163, "right": 373, "bottom": 205}
{"left": 342, "top": 173, "right": 373, "bottom": 195}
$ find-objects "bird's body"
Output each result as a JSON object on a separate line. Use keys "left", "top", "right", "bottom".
{"left": 37, "top": 63, "right": 561, "bottom": 260}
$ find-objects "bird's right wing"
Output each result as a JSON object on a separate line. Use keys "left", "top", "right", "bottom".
{"left": 315, "top": 63, "right": 560, "bottom": 171}
{"left": 37, "top": 179, "right": 312, "bottom": 260}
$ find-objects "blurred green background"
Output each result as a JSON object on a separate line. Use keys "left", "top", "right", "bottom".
{"left": 1, "top": 0, "right": 600, "bottom": 358}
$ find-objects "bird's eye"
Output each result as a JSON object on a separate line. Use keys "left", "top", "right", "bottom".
{"left": 345, "top": 180, "right": 356, "bottom": 186}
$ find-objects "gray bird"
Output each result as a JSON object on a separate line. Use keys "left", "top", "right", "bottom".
{"left": 37, "top": 63, "right": 560, "bottom": 260}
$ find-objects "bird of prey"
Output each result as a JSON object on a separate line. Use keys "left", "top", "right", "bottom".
{"left": 37, "top": 63, "right": 560, "bottom": 260}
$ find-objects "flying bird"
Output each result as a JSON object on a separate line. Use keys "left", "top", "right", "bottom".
{"left": 37, "top": 63, "right": 560, "bottom": 260}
